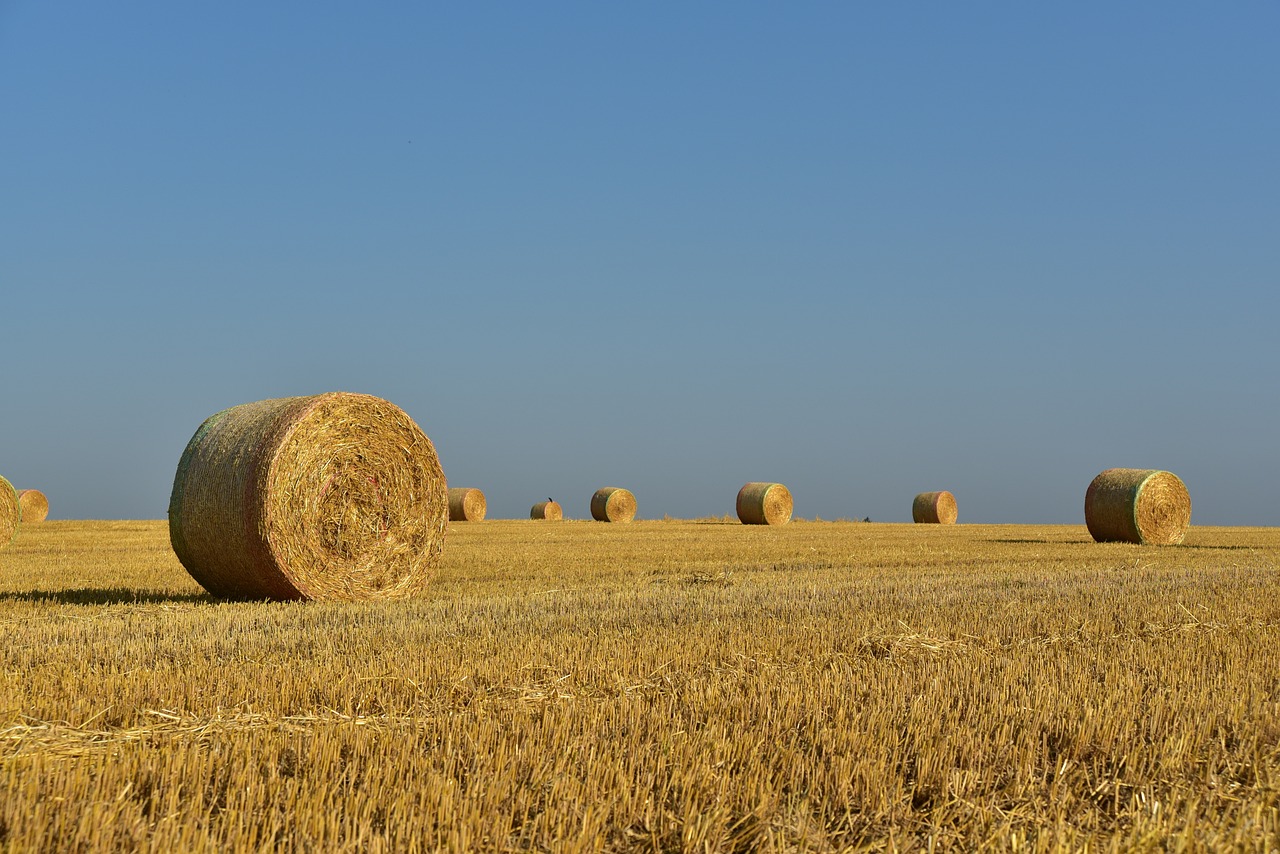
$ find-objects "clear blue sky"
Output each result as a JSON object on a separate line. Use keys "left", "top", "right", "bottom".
{"left": 2, "top": 4, "right": 1276, "bottom": 524}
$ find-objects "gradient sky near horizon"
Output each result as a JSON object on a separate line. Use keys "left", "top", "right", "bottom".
{"left": 2, "top": 3, "right": 1277, "bottom": 524}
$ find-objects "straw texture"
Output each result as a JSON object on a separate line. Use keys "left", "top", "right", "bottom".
{"left": 912, "top": 491, "right": 957, "bottom": 524}
{"left": 591, "top": 487, "right": 636, "bottom": 523}
{"left": 16, "top": 489, "right": 49, "bottom": 523}
{"left": 0, "top": 476, "right": 17, "bottom": 548}
{"left": 168, "top": 393, "right": 448, "bottom": 601}
{"left": 736, "top": 482, "right": 793, "bottom": 526}
{"left": 531, "top": 500, "right": 562, "bottom": 521}
{"left": 448, "top": 488, "right": 487, "bottom": 522}
{"left": 1085, "top": 468, "right": 1191, "bottom": 545}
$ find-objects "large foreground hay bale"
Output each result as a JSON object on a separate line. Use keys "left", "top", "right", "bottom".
{"left": 16, "top": 489, "right": 49, "bottom": 523}
{"left": 0, "top": 476, "right": 17, "bottom": 548}
{"left": 1085, "top": 468, "right": 1191, "bottom": 545}
{"left": 591, "top": 487, "right": 636, "bottom": 523}
{"left": 912, "top": 491, "right": 957, "bottom": 524}
{"left": 736, "top": 482, "right": 792, "bottom": 525}
{"left": 448, "top": 488, "right": 487, "bottom": 522}
{"left": 168, "top": 393, "right": 448, "bottom": 601}
{"left": 531, "top": 500, "right": 562, "bottom": 521}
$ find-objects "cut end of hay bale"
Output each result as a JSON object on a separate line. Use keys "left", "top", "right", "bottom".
{"left": 0, "top": 476, "right": 18, "bottom": 548}
{"left": 168, "top": 392, "right": 448, "bottom": 601}
{"left": 736, "top": 482, "right": 793, "bottom": 526}
{"left": 16, "top": 489, "right": 49, "bottom": 523}
{"left": 531, "top": 500, "right": 563, "bottom": 521}
{"left": 448, "top": 488, "right": 487, "bottom": 522}
{"left": 912, "top": 491, "right": 957, "bottom": 525}
{"left": 591, "top": 487, "right": 636, "bottom": 523}
{"left": 1085, "top": 468, "right": 1191, "bottom": 545}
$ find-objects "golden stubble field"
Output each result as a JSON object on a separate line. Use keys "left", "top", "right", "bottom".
{"left": 2, "top": 519, "right": 1279, "bottom": 852}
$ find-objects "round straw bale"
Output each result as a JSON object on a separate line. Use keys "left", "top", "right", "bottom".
{"left": 531, "top": 500, "right": 562, "bottom": 521}
{"left": 16, "top": 489, "right": 50, "bottom": 523}
{"left": 912, "top": 491, "right": 957, "bottom": 524}
{"left": 1084, "top": 468, "right": 1191, "bottom": 545}
{"left": 448, "top": 488, "right": 487, "bottom": 522}
{"left": 0, "top": 476, "right": 18, "bottom": 548}
{"left": 736, "top": 482, "right": 793, "bottom": 525}
{"left": 590, "top": 487, "right": 636, "bottom": 523}
{"left": 168, "top": 392, "right": 448, "bottom": 601}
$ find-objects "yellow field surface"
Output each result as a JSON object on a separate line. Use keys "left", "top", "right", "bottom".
{"left": 2, "top": 520, "right": 1279, "bottom": 851}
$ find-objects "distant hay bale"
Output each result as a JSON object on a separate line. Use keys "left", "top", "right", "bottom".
{"left": 912, "top": 491, "right": 957, "bottom": 524}
{"left": 531, "top": 500, "right": 562, "bottom": 521}
{"left": 168, "top": 392, "right": 448, "bottom": 601}
{"left": 591, "top": 487, "right": 636, "bottom": 523}
{"left": 16, "top": 489, "right": 49, "bottom": 523}
{"left": 1084, "top": 468, "right": 1191, "bottom": 545}
{"left": 448, "top": 488, "right": 487, "bottom": 522}
{"left": 736, "top": 482, "right": 793, "bottom": 526}
{"left": 0, "top": 476, "right": 17, "bottom": 548}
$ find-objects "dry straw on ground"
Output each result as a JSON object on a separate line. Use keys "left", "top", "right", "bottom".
{"left": 1085, "top": 468, "right": 1191, "bottom": 545}
{"left": 912, "top": 490, "right": 957, "bottom": 524}
{"left": 168, "top": 392, "right": 448, "bottom": 601}
{"left": 16, "top": 489, "right": 49, "bottom": 523}
{"left": 448, "top": 488, "right": 487, "bottom": 522}
{"left": 736, "top": 482, "right": 793, "bottom": 525}
{"left": 0, "top": 476, "right": 17, "bottom": 548}
{"left": 531, "top": 500, "right": 563, "bottom": 521}
{"left": 590, "top": 487, "right": 636, "bottom": 523}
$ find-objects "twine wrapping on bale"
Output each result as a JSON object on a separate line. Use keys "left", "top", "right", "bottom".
{"left": 1084, "top": 468, "right": 1191, "bottom": 545}
{"left": 16, "top": 489, "right": 49, "bottom": 523}
{"left": 736, "top": 482, "right": 793, "bottom": 526}
{"left": 448, "top": 488, "right": 487, "bottom": 522}
{"left": 591, "top": 487, "right": 636, "bottom": 523}
{"left": 168, "top": 392, "right": 448, "bottom": 601}
{"left": 912, "top": 491, "right": 957, "bottom": 524}
{"left": 531, "top": 500, "right": 562, "bottom": 521}
{"left": 0, "top": 476, "right": 18, "bottom": 548}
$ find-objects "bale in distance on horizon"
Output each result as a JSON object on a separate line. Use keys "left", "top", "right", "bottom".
{"left": 168, "top": 392, "right": 448, "bottom": 601}
{"left": 531, "top": 500, "right": 563, "bottom": 521}
{"left": 448, "top": 488, "right": 486, "bottom": 522}
{"left": 912, "top": 491, "right": 957, "bottom": 524}
{"left": 736, "top": 482, "right": 793, "bottom": 525}
{"left": 1084, "top": 468, "right": 1191, "bottom": 545}
{"left": 0, "top": 476, "right": 18, "bottom": 549}
{"left": 16, "top": 489, "right": 49, "bottom": 523}
{"left": 591, "top": 487, "right": 636, "bottom": 523}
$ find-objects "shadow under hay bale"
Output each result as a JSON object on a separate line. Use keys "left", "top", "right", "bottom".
{"left": 168, "top": 392, "right": 448, "bottom": 601}
{"left": 591, "top": 487, "right": 636, "bottom": 523}
{"left": 448, "top": 488, "right": 487, "bottom": 522}
{"left": 736, "top": 482, "right": 793, "bottom": 526}
{"left": 16, "top": 489, "right": 49, "bottom": 523}
{"left": 531, "top": 500, "right": 562, "bottom": 521}
{"left": 0, "top": 476, "right": 17, "bottom": 548}
{"left": 912, "top": 491, "right": 957, "bottom": 524}
{"left": 1084, "top": 468, "right": 1191, "bottom": 545}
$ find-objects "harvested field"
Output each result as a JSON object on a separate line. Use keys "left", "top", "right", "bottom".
{"left": 2, "top": 519, "right": 1280, "bottom": 851}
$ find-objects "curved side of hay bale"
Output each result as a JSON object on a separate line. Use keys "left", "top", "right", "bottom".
{"left": 591, "top": 487, "right": 636, "bottom": 523}
{"left": 912, "top": 491, "right": 957, "bottom": 524}
{"left": 448, "top": 487, "right": 487, "bottom": 522}
{"left": 168, "top": 392, "right": 448, "bottom": 601}
{"left": 16, "top": 489, "right": 50, "bottom": 523}
{"left": 531, "top": 500, "right": 563, "bottom": 521}
{"left": 1085, "top": 468, "right": 1191, "bottom": 545}
{"left": 0, "top": 476, "right": 18, "bottom": 548}
{"left": 736, "top": 482, "right": 793, "bottom": 526}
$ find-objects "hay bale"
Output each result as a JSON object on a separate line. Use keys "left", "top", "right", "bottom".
{"left": 168, "top": 393, "right": 448, "bottom": 601}
{"left": 16, "top": 489, "right": 49, "bottom": 523}
{"left": 531, "top": 500, "right": 562, "bottom": 521}
{"left": 0, "top": 476, "right": 18, "bottom": 548}
{"left": 912, "top": 491, "right": 957, "bottom": 524}
{"left": 591, "top": 487, "right": 636, "bottom": 523}
{"left": 736, "top": 482, "right": 793, "bottom": 525}
{"left": 448, "top": 487, "right": 487, "bottom": 522}
{"left": 1084, "top": 468, "right": 1191, "bottom": 545}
